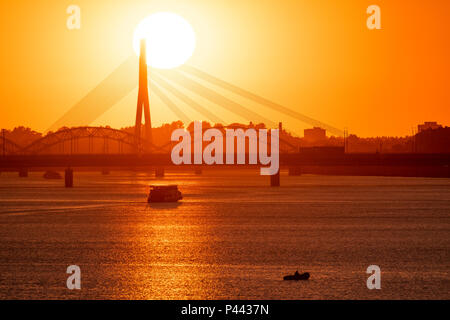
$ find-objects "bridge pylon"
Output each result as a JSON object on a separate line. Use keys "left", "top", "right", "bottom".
{"left": 135, "top": 39, "right": 152, "bottom": 152}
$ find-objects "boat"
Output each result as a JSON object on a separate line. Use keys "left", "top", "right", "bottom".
{"left": 148, "top": 185, "right": 182, "bottom": 203}
{"left": 283, "top": 271, "right": 310, "bottom": 281}
{"left": 43, "top": 170, "right": 62, "bottom": 179}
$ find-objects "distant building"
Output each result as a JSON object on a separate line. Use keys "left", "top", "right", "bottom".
{"left": 415, "top": 126, "right": 450, "bottom": 153}
{"left": 418, "top": 122, "right": 442, "bottom": 133}
{"left": 304, "top": 127, "right": 326, "bottom": 141}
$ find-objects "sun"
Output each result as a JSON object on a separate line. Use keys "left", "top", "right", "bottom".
{"left": 133, "top": 12, "right": 196, "bottom": 69}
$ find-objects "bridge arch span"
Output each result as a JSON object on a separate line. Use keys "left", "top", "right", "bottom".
{"left": 0, "top": 137, "right": 23, "bottom": 155}
{"left": 19, "top": 127, "right": 157, "bottom": 155}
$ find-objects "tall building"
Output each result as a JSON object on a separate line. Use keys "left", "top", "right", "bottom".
{"left": 418, "top": 122, "right": 442, "bottom": 133}
{"left": 415, "top": 126, "right": 450, "bottom": 153}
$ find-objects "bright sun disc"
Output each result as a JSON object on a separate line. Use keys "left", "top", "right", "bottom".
{"left": 133, "top": 12, "right": 196, "bottom": 69}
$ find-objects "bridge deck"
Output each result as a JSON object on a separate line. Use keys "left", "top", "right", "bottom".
{"left": 1, "top": 153, "right": 449, "bottom": 169}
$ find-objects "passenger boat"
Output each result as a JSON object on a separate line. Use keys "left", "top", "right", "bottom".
{"left": 148, "top": 185, "right": 182, "bottom": 203}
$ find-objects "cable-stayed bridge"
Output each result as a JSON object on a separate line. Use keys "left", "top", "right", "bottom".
{"left": 46, "top": 54, "right": 343, "bottom": 137}
{"left": 1, "top": 46, "right": 449, "bottom": 185}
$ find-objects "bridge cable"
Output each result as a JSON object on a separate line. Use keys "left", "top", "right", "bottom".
{"left": 180, "top": 65, "right": 344, "bottom": 136}
{"left": 151, "top": 73, "right": 223, "bottom": 124}
{"left": 149, "top": 80, "right": 191, "bottom": 125}
{"left": 155, "top": 70, "right": 276, "bottom": 128}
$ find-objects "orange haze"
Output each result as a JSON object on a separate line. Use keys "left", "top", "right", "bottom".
{"left": 0, "top": 0, "right": 449, "bottom": 137}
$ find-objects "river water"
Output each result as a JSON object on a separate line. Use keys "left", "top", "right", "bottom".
{"left": 0, "top": 170, "right": 449, "bottom": 299}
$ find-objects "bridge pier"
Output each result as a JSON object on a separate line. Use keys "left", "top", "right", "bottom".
{"left": 155, "top": 167, "right": 165, "bottom": 177}
{"left": 270, "top": 170, "right": 280, "bottom": 187}
{"left": 288, "top": 167, "right": 302, "bottom": 176}
{"left": 65, "top": 168, "right": 73, "bottom": 188}
{"left": 18, "top": 168, "right": 28, "bottom": 178}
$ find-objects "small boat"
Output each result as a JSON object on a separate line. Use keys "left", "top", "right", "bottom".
{"left": 148, "top": 185, "right": 182, "bottom": 203}
{"left": 283, "top": 271, "right": 310, "bottom": 281}
{"left": 43, "top": 170, "right": 62, "bottom": 179}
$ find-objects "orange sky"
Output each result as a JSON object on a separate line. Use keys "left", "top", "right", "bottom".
{"left": 0, "top": 0, "right": 449, "bottom": 137}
